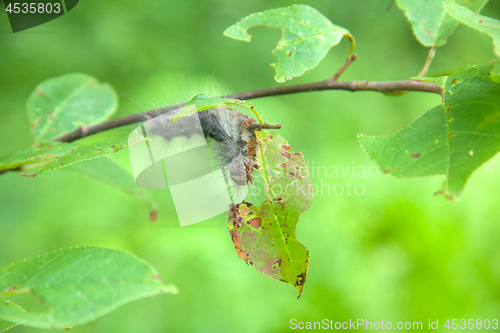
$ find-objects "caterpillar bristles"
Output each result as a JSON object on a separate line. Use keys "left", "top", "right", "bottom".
{"left": 146, "top": 106, "right": 261, "bottom": 187}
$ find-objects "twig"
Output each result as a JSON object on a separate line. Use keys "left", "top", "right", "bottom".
{"left": 0, "top": 78, "right": 442, "bottom": 176}
{"left": 248, "top": 122, "right": 281, "bottom": 131}
{"left": 332, "top": 54, "right": 357, "bottom": 81}
{"left": 222, "top": 79, "right": 442, "bottom": 100}
{"left": 417, "top": 47, "right": 436, "bottom": 77}
{"left": 52, "top": 79, "right": 442, "bottom": 144}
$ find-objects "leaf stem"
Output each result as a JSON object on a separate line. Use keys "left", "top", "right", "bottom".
{"left": 332, "top": 54, "right": 357, "bottom": 81}
{"left": 417, "top": 47, "right": 436, "bottom": 77}
{"left": 249, "top": 106, "right": 264, "bottom": 127}
{"left": 346, "top": 33, "right": 356, "bottom": 55}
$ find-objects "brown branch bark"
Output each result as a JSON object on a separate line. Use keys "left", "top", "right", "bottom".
{"left": 332, "top": 54, "right": 357, "bottom": 81}
{"left": 53, "top": 79, "right": 442, "bottom": 143}
{"left": 0, "top": 78, "right": 443, "bottom": 176}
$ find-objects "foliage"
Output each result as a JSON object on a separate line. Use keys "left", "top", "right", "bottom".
{"left": 229, "top": 131, "right": 313, "bottom": 297}
{"left": 0, "top": 247, "right": 176, "bottom": 331}
{"left": 223, "top": 4, "right": 354, "bottom": 82}
{"left": 396, "top": 0, "right": 488, "bottom": 47}
{"left": 359, "top": 63, "right": 500, "bottom": 200}
{"left": 445, "top": 1, "right": 500, "bottom": 56}
{"left": 27, "top": 73, "right": 118, "bottom": 144}
{"left": 1, "top": 1, "right": 500, "bottom": 331}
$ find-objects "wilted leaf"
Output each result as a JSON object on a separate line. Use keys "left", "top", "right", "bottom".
{"left": 224, "top": 4, "right": 353, "bottom": 83}
{"left": 64, "top": 157, "right": 158, "bottom": 221}
{"left": 0, "top": 142, "right": 77, "bottom": 172}
{"left": 0, "top": 246, "right": 177, "bottom": 330}
{"left": 27, "top": 73, "right": 118, "bottom": 144}
{"left": 396, "top": 0, "right": 488, "bottom": 47}
{"left": 445, "top": 1, "right": 500, "bottom": 56}
{"left": 170, "top": 94, "right": 256, "bottom": 124}
{"left": 228, "top": 131, "right": 313, "bottom": 297}
{"left": 359, "top": 63, "right": 500, "bottom": 200}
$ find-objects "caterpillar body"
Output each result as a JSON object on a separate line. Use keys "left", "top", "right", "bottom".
{"left": 147, "top": 107, "right": 260, "bottom": 186}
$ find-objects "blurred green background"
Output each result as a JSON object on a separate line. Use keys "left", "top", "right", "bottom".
{"left": 1, "top": 1, "right": 500, "bottom": 332}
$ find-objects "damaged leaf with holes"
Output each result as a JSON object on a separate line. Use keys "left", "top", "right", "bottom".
{"left": 228, "top": 131, "right": 313, "bottom": 297}
{"left": 359, "top": 62, "right": 500, "bottom": 200}
{"left": 0, "top": 246, "right": 177, "bottom": 331}
{"left": 224, "top": 4, "right": 354, "bottom": 83}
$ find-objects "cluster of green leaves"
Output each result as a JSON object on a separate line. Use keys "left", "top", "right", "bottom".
{"left": 357, "top": 0, "right": 499, "bottom": 200}
{"left": 1, "top": 1, "right": 499, "bottom": 330}
{"left": 360, "top": 63, "right": 500, "bottom": 200}
{"left": 223, "top": 2, "right": 499, "bottom": 199}
{"left": 0, "top": 73, "right": 158, "bottom": 217}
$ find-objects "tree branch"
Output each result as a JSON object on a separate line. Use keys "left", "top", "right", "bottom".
{"left": 0, "top": 78, "right": 443, "bottom": 176}
{"left": 53, "top": 79, "right": 442, "bottom": 143}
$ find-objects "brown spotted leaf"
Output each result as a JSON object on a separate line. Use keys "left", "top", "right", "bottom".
{"left": 0, "top": 142, "right": 77, "bottom": 172}
{"left": 228, "top": 131, "right": 313, "bottom": 297}
{"left": 38, "top": 138, "right": 129, "bottom": 174}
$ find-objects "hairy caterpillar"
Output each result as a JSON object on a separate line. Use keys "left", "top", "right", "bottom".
{"left": 199, "top": 108, "right": 260, "bottom": 185}
{"left": 146, "top": 106, "right": 260, "bottom": 187}
{"left": 128, "top": 74, "right": 274, "bottom": 225}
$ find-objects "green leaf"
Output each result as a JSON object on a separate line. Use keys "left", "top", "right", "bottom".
{"left": 396, "top": 0, "right": 488, "bottom": 47}
{"left": 0, "top": 142, "right": 77, "bottom": 172}
{"left": 38, "top": 137, "right": 130, "bottom": 174}
{"left": 0, "top": 246, "right": 177, "bottom": 330}
{"left": 27, "top": 73, "right": 118, "bottom": 144}
{"left": 223, "top": 4, "right": 353, "bottom": 83}
{"left": 445, "top": 1, "right": 500, "bottom": 56}
{"left": 359, "top": 63, "right": 500, "bottom": 200}
{"left": 0, "top": 318, "right": 17, "bottom": 332}
{"left": 228, "top": 131, "right": 313, "bottom": 297}
{"left": 0, "top": 132, "right": 142, "bottom": 176}
{"left": 63, "top": 157, "right": 158, "bottom": 222}
{"left": 169, "top": 94, "right": 256, "bottom": 124}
